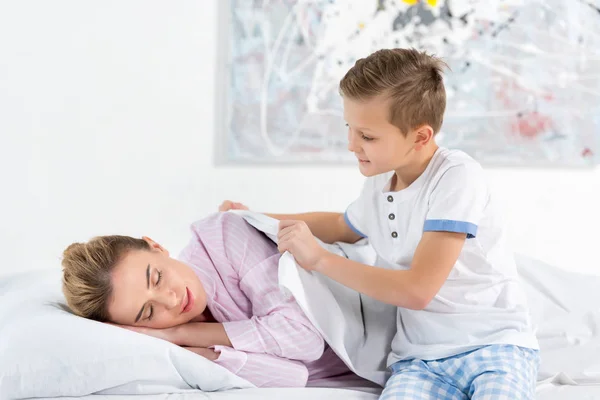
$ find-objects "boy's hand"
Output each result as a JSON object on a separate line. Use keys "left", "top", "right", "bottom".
{"left": 219, "top": 200, "right": 249, "bottom": 212}
{"left": 277, "top": 220, "right": 328, "bottom": 271}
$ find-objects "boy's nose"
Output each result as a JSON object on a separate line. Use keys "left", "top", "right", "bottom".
{"left": 347, "top": 132, "right": 359, "bottom": 153}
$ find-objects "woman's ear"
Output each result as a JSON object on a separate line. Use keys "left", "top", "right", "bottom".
{"left": 142, "top": 236, "right": 170, "bottom": 257}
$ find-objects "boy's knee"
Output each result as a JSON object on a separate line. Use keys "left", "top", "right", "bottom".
{"left": 470, "top": 373, "right": 535, "bottom": 400}
{"left": 380, "top": 370, "right": 465, "bottom": 400}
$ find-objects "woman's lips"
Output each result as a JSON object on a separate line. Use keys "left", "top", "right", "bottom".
{"left": 182, "top": 287, "right": 195, "bottom": 313}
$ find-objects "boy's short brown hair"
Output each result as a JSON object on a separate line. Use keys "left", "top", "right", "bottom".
{"left": 339, "top": 48, "right": 448, "bottom": 135}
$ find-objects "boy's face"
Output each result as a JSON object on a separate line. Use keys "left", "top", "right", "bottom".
{"left": 343, "top": 95, "right": 422, "bottom": 177}
{"left": 107, "top": 238, "right": 208, "bottom": 329}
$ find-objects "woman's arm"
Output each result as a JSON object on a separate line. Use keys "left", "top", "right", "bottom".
{"left": 201, "top": 346, "right": 309, "bottom": 387}
{"left": 218, "top": 213, "right": 327, "bottom": 362}
{"left": 115, "top": 326, "right": 310, "bottom": 387}
{"left": 161, "top": 213, "right": 325, "bottom": 360}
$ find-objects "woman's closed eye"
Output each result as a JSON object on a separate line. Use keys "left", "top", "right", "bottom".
{"left": 146, "top": 270, "right": 163, "bottom": 321}
{"left": 147, "top": 305, "right": 154, "bottom": 321}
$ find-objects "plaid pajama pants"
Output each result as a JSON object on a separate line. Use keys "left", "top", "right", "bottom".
{"left": 380, "top": 345, "right": 539, "bottom": 400}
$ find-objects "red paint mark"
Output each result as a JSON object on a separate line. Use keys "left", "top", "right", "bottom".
{"left": 511, "top": 111, "right": 552, "bottom": 139}
{"left": 543, "top": 92, "right": 555, "bottom": 102}
{"left": 582, "top": 147, "right": 594, "bottom": 158}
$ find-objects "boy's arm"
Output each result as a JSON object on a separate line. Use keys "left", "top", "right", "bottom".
{"left": 218, "top": 200, "right": 361, "bottom": 244}
{"left": 317, "top": 231, "right": 466, "bottom": 309}
{"left": 266, "top": 212, "right": 362, "bottom": 244}
{"left": 277, "top": 164, "right": 486, "bottom": 309}
{"left": 279, "top": 220, "right": 465, "bottom": 310}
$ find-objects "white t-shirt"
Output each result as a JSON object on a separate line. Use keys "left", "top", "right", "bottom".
{"left": 345, "top": 147, "right": 539, "bottom": 365}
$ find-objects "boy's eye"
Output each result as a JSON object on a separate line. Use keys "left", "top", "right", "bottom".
{"left": 156, "top": 270, "right": 162, "bottom": 286}
{"left": 346, "top": 123, "right": 373, "bottom": 141}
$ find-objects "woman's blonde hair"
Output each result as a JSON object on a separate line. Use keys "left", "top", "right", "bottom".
{"left": 61, "top": 235, "right": 149, "bottom": 321}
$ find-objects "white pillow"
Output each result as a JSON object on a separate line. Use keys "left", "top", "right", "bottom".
{"left": 0, "top": 268, "right": 253, "bottom": 400}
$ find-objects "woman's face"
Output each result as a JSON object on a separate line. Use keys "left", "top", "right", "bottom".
{"left": 107, "top": 237, "right": 208, "bottom": 328}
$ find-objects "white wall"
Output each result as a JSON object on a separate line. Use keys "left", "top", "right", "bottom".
{"left": 0, "top": 0, "right": 598, "bottom": 278}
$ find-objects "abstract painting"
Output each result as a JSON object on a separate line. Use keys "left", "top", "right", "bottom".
{"left": 221, "top": 0, "right": 600, "bottom": 166}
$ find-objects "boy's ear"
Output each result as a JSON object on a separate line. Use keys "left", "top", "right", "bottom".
{"left": 413, "top": 124, "right": 434, "bottom": 151}
{"left": 142, "top": 236, "right": 170, "bottom": 257}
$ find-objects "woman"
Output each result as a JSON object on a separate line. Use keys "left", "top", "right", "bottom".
{"left": 62, "top": 212, "right": 348, "bottom": 387}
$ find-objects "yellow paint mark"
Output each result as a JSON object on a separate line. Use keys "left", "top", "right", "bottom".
{"left": 358, "top": 22, "right": 365, "bottom": 29}
{"left": 402, "top": 0, "right": 438, "bottom": 6}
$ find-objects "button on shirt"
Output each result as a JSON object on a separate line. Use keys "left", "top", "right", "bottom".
{"left": 344, "top": 147, "right": 538, "bottom": 365}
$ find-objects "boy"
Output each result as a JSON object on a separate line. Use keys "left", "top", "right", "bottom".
{"left": 221, "top": 48, "right": 539, "bottom": 399}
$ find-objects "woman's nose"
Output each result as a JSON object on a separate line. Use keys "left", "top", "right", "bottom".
{"left": 157, "top": 289, "right": 179, "bottom": 310}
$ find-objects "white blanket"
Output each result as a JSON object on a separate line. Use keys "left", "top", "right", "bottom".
{"left": 233, "top": 210, "right": 600, "bottom": 388}
{"left": 232, "top": 210, "right": 396, "bottom": 386}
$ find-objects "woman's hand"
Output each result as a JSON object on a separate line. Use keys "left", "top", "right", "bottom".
{"left": 108, "top": 323, "right": 219, "bottom": 361}
{"left": 108, "top": 323, "right": 178, "bottom": 343}
{"left": 219, "top": 200, "right": 249, "bottom": 212}
{"left": 110, "top": 321, "right": 232, "bottom": 348}
{"left": 185, "top": 347, "right": 219, "bottom": 361}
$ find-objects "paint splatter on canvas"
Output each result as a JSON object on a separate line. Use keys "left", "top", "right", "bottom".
{"left": 224, "top": 0, "right": 600, "bottom": 166}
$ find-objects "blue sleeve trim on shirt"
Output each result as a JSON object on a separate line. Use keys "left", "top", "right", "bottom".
{"left": 423, "top": 219, "right": 477, "bottom": 239}
{"left": 344, "top": 211, "right": 368, "bottom": 238}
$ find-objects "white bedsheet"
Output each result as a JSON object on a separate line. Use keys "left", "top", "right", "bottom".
{"left": 46, "top": 390, "right": 378, "bottom": 400}
{"left": 518, "top": 254, "right": 600, "bottom": 386}
{"left": 37, "top": 382, "right": 600, "bottom": 400}
{"left": 42, "top": 375, "right": 382, "bottom": 400}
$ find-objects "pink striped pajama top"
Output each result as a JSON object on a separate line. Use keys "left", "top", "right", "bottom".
{"left": 177, "top": 212, "right": 349, "bottom": 387}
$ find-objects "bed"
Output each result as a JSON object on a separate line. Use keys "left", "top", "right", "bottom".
{"left": 32, "top": 379, "right": 600, "bottom": 400}
{"left": 2, "top": 242, "right": 600, "bottom": 399}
